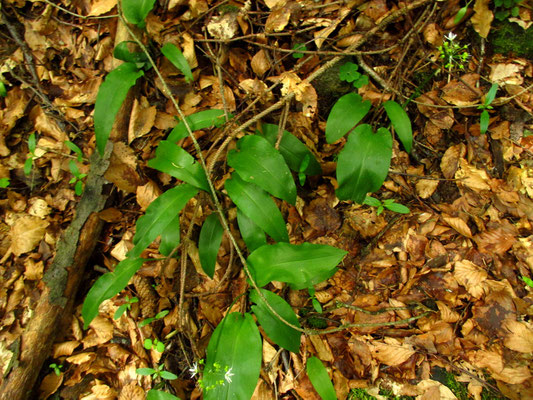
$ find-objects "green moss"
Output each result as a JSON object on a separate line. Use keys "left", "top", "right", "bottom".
{"left": 488, "top": 20, "right": 533, "bottom": 58}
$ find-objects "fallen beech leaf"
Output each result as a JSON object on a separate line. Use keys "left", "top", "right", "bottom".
{"left": 442, "top": 215, "right": 472, "bottom": 238}
{"left": 455, "top": 159, "right": 491, "bottom": 191}
{"left": 453, "top": 260, "right": 487, "bottom": 299}
{"left": 489, "top": 63, "right": 524, "bottom": 85}
{"left": 66, "top": 352, "right": 96, "bottom": 365}
{"left": 370, "top": 339, "right": 415, "bottom": 366}
{"left": 207, "top": 12, "right": 239, "bottom": 40}
{"left": 265, "top": 6, "right": 291, "bottom": 33}
{"left": 491, "top": 366, "right": 531, "bottom": 385}
{"left": 128, "top": 97, "right": 157, "bottom": 144}
{"left": 53, "top": 341, "right": 81, "bottom": 358}
{"left": 441, "top": 74, "right": 482, "bottom": 106}
{"left": 89, "top": 0, "right": 117, "bottom": 16}
{"left": 502, "top": 319, "right": 533, "bottom": 353}
{"left": 415, "top": 379, "right": 457, "bottom": 400}
{"left": 251, "top": 50, "right": 270, "bottom": 77}
{"left": 416, "top": 178, "right": 439, "bottom": 199}
{"left": 471, "top": 0, "right": 493, "bottom": 38}
{"left": 39, "top": 372, "right": 63, "bottom": 400}
{"left": 10, "top": 215, "right": 49, "bottom": 256}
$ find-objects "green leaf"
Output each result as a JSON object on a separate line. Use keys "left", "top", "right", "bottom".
{"left": 522, "top": 276, "right": 533, "bottom": 288}
{"left": 307, "top": 357, "right": 337, "bottom": 400}
{"left": 82, "top": 258, "right": 145, "bottom": 328}
{"left": 114, "top": 304, "right": 128, "bottom": 320}
{"left": 160, "top": 371, "right": 178, "bottom": 380}
{"left": 0, "top": 178, "right": 10, "bottom": 188}
{"left": 122, "top": 0, "right": 157, "bottom": 27}
{"left": 259, "top": 124, "right": 321, "bottom": 175}
{"left": 0, "top": 81, "right": 6, "bottom": 97}
{"left": 338, "top": 62, "right": 360, "bottom": 83}
{"left": 204, "top": 313, "right": 262, "bottom": 400}
{"left": 159, "top": 214, "right": 180, "bottom": 256}
{"left": 325, "top": 93, "right": 371, "bottom": 144}
{"left": 484, "top": 83, "right": 498, "bottom": 106}
{"left": 336, "top": 125, "right": 392, "bottom": 203}
{"left": 250, "top": 289, "right": 301, "bottom": 353}
{"left": 129, "top": 184, "right": 198, "bottom": 258}
{"left": 363, "top": 196, "right": 382, "bottom": 208}
{"left": 236, "top": 208, "right": 266, "bottom": 253}
{"left": 28, "top": 132, "right": 36, "bottom": 153}
{"left": 292, "top": 43, "right": 307, "bottom": 59}
{"left": 94, "top": 62, "right": 143, "bottom": 155}
{"left": 24, "top": 157, "right": 33, "bottom": 176}
{"left": 384, "top": 202, "right": 410, "bottom": 214}
{"left": 167, "top": 109, "right": 229, "bottom": 143}
{"left": 199, "top": 213, "right": 224, "bottom": 278}
{"left": 113, "top": 41, "right": 149, "bottom": 65}
{"left": 147, "top": 140, "right": 209, "bottom": 191}
{"left": 227, "top": 135, "right": 296, "bottom": 204}
{"left": 383, "top": 100, "right": 412, "bottom": 153}
{"left": 225, "top": 174, "right": 288, "bottom": 243}
{"left": 480, "top": 109, "right": 490, "bottom": 134}
{"left": 136, "top": 367, "right": 156, "bottom": 376}
{"left": 247, "top": 242, "right": 347, "bottom": 289}
{"left": 161, "top": 43, "right": 194, "bottom": 82}
{"left": 65, "top": 141, "right": 83, "bottom": 162}
{"left": 147, "top": 389, "right": 181, "bottom": 400}
{"left": 454, "top": 6, "right": 468, "bottom": 24}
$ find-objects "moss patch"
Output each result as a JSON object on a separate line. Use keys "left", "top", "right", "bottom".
{"left": 487, "top": 20, "right": 533, "bottom": 58}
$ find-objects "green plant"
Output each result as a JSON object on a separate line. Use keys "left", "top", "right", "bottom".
{"left": 139, "top": 310, "right": 169, "bottom": 328}
{"left": 307, "top": 357, "right": 337, "bottom": 400}
{"left": 24, "top": 133, "right": 38, "bottom": 176}
{"left": 0, "top": 81, "right": 6, "bottom": 97}
{"left": 292, "top": 43, "right": 307, "bottom": 59}
{"left": 68, "top": 161, "right": 87, "bottom": 196}
{"left": 137, "top": 364, "right": 178, "bottom": 381}
{"left": 308, "top": 287, "right": 323, "bottom": 313}
{"left": 49, "top": 363, "right": 63, "bottom": 376}
{"left": 493, "top": 0, "right": 522, "bottom": 21}
{"left": 453, "top": 1, "right": 473, "bottom": 24}
{"left": 363, "top": 196, "right": 410, "bottom": 215}
{"left": 479, "top": 83, "right": 498, "bottom": 134}
{"left": 144, "top": 338, "right": 166, "bottom": 353}
{"left": 113, "top": 295, "right": 139, "bottom": 319}
{"left": 0, "top": 178, "right": 9, "bottom": 188}
{"left": 437, "top": 32, "right": 470, "bottom": 75}
{"left": 522, "top": 276, "right": 533, "bottom": 288}
{"left": 338, "top": 62, "right": 369, "bottom": 89}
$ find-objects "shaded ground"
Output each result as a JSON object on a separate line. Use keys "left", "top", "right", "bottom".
{"left": 0, "top": 0, "right": 532, "bottom": 399}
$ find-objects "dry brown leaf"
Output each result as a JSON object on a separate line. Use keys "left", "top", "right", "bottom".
{"left": 441, "top": 74, "right": 482, "bottom": 106}
{"left": 251, "top": 50, "right": 270, "bottom": 77}
{"left": 28, "top": 198, "right": 51, "bottom": 219}
{"left": 128, "top": 97, "right": 157, "bottom": 144}
{"left": 471, "top": 0, "right": 493, "bottom": 38}
{"left": 416, "top": 179, "right": 440, "bottom": 199}
{"left": 89, "top": 0, "right": 117, "bottom": 16}
{"left": 370, "top": 339, "right": 415, "bottom": 366}
{"left": 39, "top": 372, "right": 63, "bottom": 400}
{"left": 136, "top": 180, "right": 162, "bottom": 211}
{"left": 104, "top": 142, "right": 143, "bottom": 193}
{"left": 66, "top": 352, "right": 96, "bottom": 365}
{"left": 436, "top": 301, "right": 460, "bottom": 323}
{"left": 455, "top": 159, "right": 491, "bottom": 191}
{"left": 453, "top": 260, "right": 487, "bottom": 299}
{"left": 423, "top": 23, "right": 441, "bottom": 46}
{"left": 440, "top": 144, "right": 466, "bottom": 179}
{"left": 489, "top": 63, "right": 524, "bottom": 85}
{"left": 118, "top": 384, "right": 145, "bottom": 400}
{"left": 265, "top": 6, "right": 291, "bottom": 33}
{"left": 309, "top": 335, "right": 334, "bottom": 362}
{"left": 53, "top": 341, "right": 81, "bottom": 358}
{"left": 442, "top": 215, "right": 473, "bottom": 238}
{"left": 416, "top": 379, "right": 457, "bottom": 400}
{"left": 279, "top": 72, "right": 317, "bottom": 118}
{"left": 491, "top": 366, "right": 531, "bottom": 385}
{"left": 207, "top": 12, "right": 239, "bottom": 40}
{"left": 10, "top": 215, "right": 49, "bottom": 256}
{"left": 24, "top": 258, "right": 44, "bottom": 280}
{"left": 502, "top": 319, "right": 533, "bottom": 353}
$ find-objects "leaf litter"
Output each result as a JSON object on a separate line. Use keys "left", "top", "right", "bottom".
{"left": 0, "top": 0, "right": 532, "bottom": 399}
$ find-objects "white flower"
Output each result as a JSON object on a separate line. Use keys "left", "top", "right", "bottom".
{"left": 224, "top": 367, "right": 234, "bottom": 383}
{"left": 445, "top": 32, "right": 457, "bottom": 41}
{"left": 189, "top": 362, "right": 199, "bottom": 378}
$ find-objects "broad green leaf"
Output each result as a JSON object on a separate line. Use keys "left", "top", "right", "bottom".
{"left": 336, "top": 125, "right": 392, "bottom": 204}
{"left": 199, "top": 213, "right": 224, "bottom": 278}
{"left": 454, "top": 6, "right": 468, "bottom": 24}
{"left": 247, "top": 242, "right": 347, "bottom": 289}
{"left": 168, "top": 109, "right": 230, "bottom": 143}
{"left": 384, "top": 202, "right": 410, "bottom": 214}
{"left": 129, "top": 184, "right": 198, "bottom": 258}
{"left": 227, "top": 135, "right": 296, "bottom": 204}
{"left": 484, "top": 83, "right": 498, "bottom": 106}
{"left": 160, "top": 371, "right": 178, "bottom": 380}
{"left": 82, "top": 257, "right": 145, "bottom": 328}
{"left": 0, "top": 81, "right": 6, "bottom": 97}
{"left": 225, "top": 174, "right": 288, "bottom": 243}
{"left": 113, "top": 41, "right": 149, "bottom": 65}
{"left": 480, "top": 110, "right": 490, "bottom": 134}
{"left": 161, "top": 43, "right": 193, "bottom": 82}
{"left": 94, "top": 62, "right": 143, "bottom": 155}
{"left": 204, "top": 312, "right": 262, "bottom": 400}
{"left": 325, "top": 93, "right": 371, "bottom": 144}
{"left": 147, "top": 140, "right": 209, "bottom": 191}
{"left": 259, "top": 123, "right": 321, "bottom": 175}
{"left": 122, "top": 0, "right": 157, "bottom": 27}
{"left": 383, "top": 100, "right": 412, "bottom": 153}
{"left": 237, "top": 208, "right": 266, "bottom": 253}
{"left": 159, "top": 214, "right": 180, "bottom": 256}
{"left": 363, "top": 196, "right": 381, "bottom": 208}
{"left": 147, "top": 389, "right": 181, "bottom": 400}
{"left": 250, "top": 289, "right": 301, "bottom": 353}
{"left": 307, "top": 357, "right": 337, "bottom": 400}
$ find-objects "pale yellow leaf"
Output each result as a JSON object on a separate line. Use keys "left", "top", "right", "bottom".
{"left": 471, "top": 0, "right": 493, "bottom": 38}
{"left": 10, "top": 215, "right": 49, "bottom": 256}
{"left": 502, "top": 319, "right": 533, "bottom": 353}
{"left": 453, "top": 260, "right": 487, "bottom": 299}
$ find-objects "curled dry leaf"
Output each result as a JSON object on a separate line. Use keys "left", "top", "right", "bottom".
{"left": 128, "top": 97, "right": 157, "bottom": 144}
{"left": 441, "top": 74, "right": 482, "bottom": 106}
{"left": 442, "top": 215, "right": 473, "bottom": 238}
{"left": 265, "top": 6, "right": 291, "bottom": 33}
{"left": 471, "top": 0, "right": 493, "bottom": 38}
{"left": 416, "top": 178, "right": 440, "bottom": 199}
{"left": 207, "top": 12, "right": 239, "bottom": 40}
{"left": 10, "top": 215, "right": 49, "bottom": 256}
{"left": 279, "top": 72, "right": 317, "bottom": 118}
{"left": 455, "top": 159, "right": 491, "bottom": 191}
{"left": 502, "top": 319, "right": 533, "bottom": 353}
{"left": 453, "top": 260, "right": 487, "bottom": 299}
{"left": 251, "top": 50, "right": 271, "bottom": 77}
{"left": 370, "top": 338, "right": 415, "bottom": 366}
{"left": 88, "top": 0, "right": 117, "bottom": 16}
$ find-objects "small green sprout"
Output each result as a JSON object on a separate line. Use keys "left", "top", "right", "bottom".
{"left": 68, "top": 160, "right": 87, "bottom": 196}
{"left": 144, "top": 338, "right": 166, "bottom": 353}
{"left": 363, "top": 196, "right": 410, "bottom": 215}
{"left": 308, "top": 287, "right": 322, "bottom": 313}
{"left": 338, "top": 62, "right": 369, "bottom": 89}
{"left": 292, "top": 43, "right": 307, "bottom": 59}
{"left": 453, "top": 0, "right": 472, "bottom": 24}
{"left": 298, "top": 154, "right": 310, "bottom": 186}
{"left": 137, "top": 364, "right": 178, "bottom": 381}
{"left": 64, "top": 141, "right": 84, "bottom": 162}
{"left": 114, "top": 295, "right": 139, "bottom": 320}
{"left": 49, "top": 363, "right": 63, "bottom": 376}
{"left": 139, "top": 309, "right": 169, "bottom": 328}
{"left": 522, "top": 276, "right": 533, "bottom": 288}
{"left": 494, "top": 0, "right": 522, "bottom": 21}
{"left": 478, "top": 83, "right": 498, "bottom": 134}
{"left": 24, "top": 133, "right": 38, "bottom": 176}
{"left": 0, "top": 178, "right": 9, "bottom": 188}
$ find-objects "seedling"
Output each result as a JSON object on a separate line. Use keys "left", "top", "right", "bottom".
{"left": 24, "top": 133, "right": 38, "bottom": 176}
{"left": 453, "top": 0, "right": 472, "bottom": 24}
{"left": 49, "top": 363, "right": 63, "bottom": 376}
{"left": 308, "top": 287, "right": 322, "bottom": 313}
{"left": 478, "top": 83, "right": 498, "bottom": 134}
{"left": 144, "top": 338, "right": 166, "bottom": 353}
{"left": 494, "top": 0, "right": 522, "bottom": 21}
{"left": 363, "top": 196, "right": 410, "bottom": 215}
{"left": 522, "top": 276, "right": 533, "bottom": 288}
{"left": 292, "top": 43, "right": 307, "bottom": 59}
{"left": 0, "top": 178, "right": 9, "bottom": 188}
{"left": 68, "top": 160, "right": 87, "bottom": 196}
{"left": 113, "top": 295, "right": 139, "bottom": 320}
{"left": 338, "top": 62, "right": 369, "bottom": 89}
{"left": 137, "top": 364, "right": 178, "bottom": 381}
{"left": 139, "top": 309, "right": 169, "bottom": 328}
{"left": 298, "top": 154, "right": 310, "bottom": 186}
{"left": 64, "top": 140, "right": 84, "bottom": 162}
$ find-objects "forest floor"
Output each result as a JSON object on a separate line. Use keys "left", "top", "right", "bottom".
{"left": 0, "top": 0, "right": 532, "bottom": 399}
